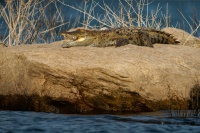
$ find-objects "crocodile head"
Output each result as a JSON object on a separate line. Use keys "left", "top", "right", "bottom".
{"left": 60, "top": 28, "right": 133, "bottom": 48}
{"left": 60, "top": 28, "right": 96, "bottom": 42}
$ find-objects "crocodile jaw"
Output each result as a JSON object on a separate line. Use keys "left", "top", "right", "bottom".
{"left": 77, "top": 37, "right": 86, "bottom": 42}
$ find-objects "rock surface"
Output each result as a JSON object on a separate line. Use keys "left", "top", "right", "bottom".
{"left": 162, "top": 27, "right": 200, "bottom": 48}
{"left": 0, "top": 28, "right": 200, "bottom": 114}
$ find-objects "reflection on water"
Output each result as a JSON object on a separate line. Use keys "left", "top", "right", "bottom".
{"left": 0, "top": 111, "right": 199, "bottom": 133}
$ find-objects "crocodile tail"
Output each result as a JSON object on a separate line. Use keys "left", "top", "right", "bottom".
{"left": 148, "top": 30, "right": 180, "bottom": 44}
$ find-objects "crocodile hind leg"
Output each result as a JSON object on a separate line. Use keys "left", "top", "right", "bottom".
{"left": 139, "top": 32, "right": 153, "bottom": 47}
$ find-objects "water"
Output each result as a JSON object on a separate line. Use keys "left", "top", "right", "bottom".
{"left": 0, "top": 111, "right": 199, "bottom": 133}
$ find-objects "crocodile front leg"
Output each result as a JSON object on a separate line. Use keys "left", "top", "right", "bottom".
{"left": 92, "top": 38, "right": 130, "bottom": 47}
{"left": 138, "top": 32, "right": 153, "bottom": 47}
{"left": 115, "top": 38, "right": 130, "bottom": 47}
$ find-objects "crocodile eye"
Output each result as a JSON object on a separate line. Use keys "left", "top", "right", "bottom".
{"left": 73, "top": 36, "right": 77, "bottom": 40}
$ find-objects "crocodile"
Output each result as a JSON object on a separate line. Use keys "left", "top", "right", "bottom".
{"left": 60, "top": 27, "right": 180, "bottom": 48}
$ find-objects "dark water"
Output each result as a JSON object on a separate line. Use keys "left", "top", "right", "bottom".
{"left": 0, "top": 111, "right": 199, "bottom": 133}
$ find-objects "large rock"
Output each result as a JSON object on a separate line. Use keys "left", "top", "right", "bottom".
{"left": 0, "top": 28, "right": 200, "bottom": 114}
{"left": 162, "top": 27, "right": 200, "bottom": 48}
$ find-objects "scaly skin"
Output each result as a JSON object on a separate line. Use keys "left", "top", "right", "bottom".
{"left": 60, "top": 27, "right": 180, "bottom": 48}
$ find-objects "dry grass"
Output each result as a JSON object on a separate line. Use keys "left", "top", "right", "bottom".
{"left": 58, "top": 0, "right": 200, "bottom": 43}
{"left": 58, "top": 0, "right": 170, "bottom": 29}
{"left": 0, "top": 0, "right": 67, "bottom": 46}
